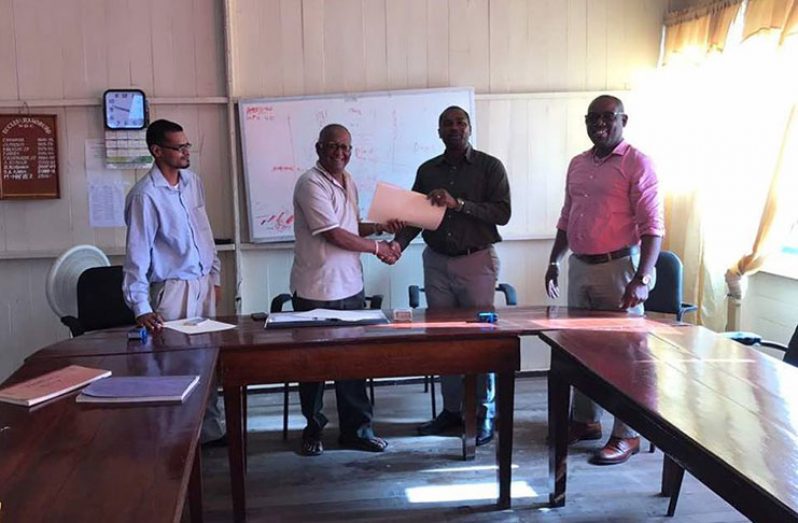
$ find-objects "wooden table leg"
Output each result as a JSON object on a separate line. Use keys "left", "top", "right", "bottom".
{"left": 462, "top": 374, "right": 477, "bottom": 461}
{"left": 548, "top": 357, "right": 569, "bottom": 508}
{"left": 224, "top": 385, "right": 246, "bottom": 522}
{"left": 662, "top": 453, "right": 686, "bottom": 517}
{"left": 188, "top": 441, "right": 204, "bottom": 523}
{"left": 496, "top": 370, "right": 515, "bottom": 509}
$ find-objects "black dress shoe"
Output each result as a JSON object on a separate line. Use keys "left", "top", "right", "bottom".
{"left": 476, "top": 418, "right": 495, "bottom": 446}
{"left": 417, "top": 410, "right": 463, "bottom": 436}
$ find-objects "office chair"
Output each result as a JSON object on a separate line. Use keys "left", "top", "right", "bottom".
{"left": 60, "top": 266, "right": 136, "bottom": 337}
{"left": 644, "top": 251, "right": 697, "bottom": 322}
{"left": 271, "top": 292, "right": 381, "bottom": 440}
{"left": 408, "top": 283, "right": 518, "bottom": 418}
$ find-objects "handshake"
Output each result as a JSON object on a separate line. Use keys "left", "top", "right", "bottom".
{"left": 375, "top": 240, "right": 402, "bottom": 265}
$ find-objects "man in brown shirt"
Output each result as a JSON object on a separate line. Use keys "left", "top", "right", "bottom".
{"left": 392, "top": 106, "right": 511, "bottom": 446}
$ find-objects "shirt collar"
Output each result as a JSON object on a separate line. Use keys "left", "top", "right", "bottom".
{"left": 150, "top": 164, "right": 188, "bottom": 190}
{"left": 314, "top": 161, "right": 350, "bottom": 190}
{"left": 434, "top": 144, "right": 474, "bottom": 166}
{"left": 589, "top": 140, "right": 629, "bottom": 159}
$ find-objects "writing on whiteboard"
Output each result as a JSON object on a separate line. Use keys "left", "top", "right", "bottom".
{"left": 239, "top": 88, "right": 476, "bottom": 242}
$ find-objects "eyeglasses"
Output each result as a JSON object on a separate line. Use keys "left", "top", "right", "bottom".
{"left": 584, "top": 112, "right": 624, "bottom": 124}
{"left": 159, "top": 142, "right": 192, "bottom": 152}
{"left": 320, "top": 142, "right": 352, "bottom": 153}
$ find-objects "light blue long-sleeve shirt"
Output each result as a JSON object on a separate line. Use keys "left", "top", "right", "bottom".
{"left": 122, "top": 165, "right": 221, "bottom": 317}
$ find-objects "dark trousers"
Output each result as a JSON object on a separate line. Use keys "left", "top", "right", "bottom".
{"left": 293, "top": 290, "right": 375, "bottom": 439}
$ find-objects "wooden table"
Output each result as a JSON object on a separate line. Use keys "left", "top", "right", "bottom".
{"left": 214, "top": 310, "right": 521, "bottom": 522}
{"left": 0, "top": 349, "right": 217, "bottom": 523}
{"left": 24, "top": 306, "right": 649, "bottom": 522}
{"left": 542, "top": 326, "right": 798, "bottom": 522}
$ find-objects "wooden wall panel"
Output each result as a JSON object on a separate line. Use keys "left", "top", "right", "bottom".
{"left": 301, "top": 0, "right": 326, "bottom": 96}
{"left": 280, "top": 0, "right": 306, "bottom": 96}
{"left": 448, "top": 0, "right": 491, "bottom": 92}
{"left": 364, "top": 0, "right": 389, "bottom": 91}
{"left": 232, "top": 0, "right": 667, "bottom": 97}
{"left": 13, "top": 1, "right": 64, "bottom": 99}
{"left": 193, "top": 0, "right": 226, "bottom": 96}
{"left": 323, "top": 0, "right": 367, "bottom": 93}
{"left": 426, "top": 0, "right": 450, "bottom": 87}
{"left": 0, "top": 0, "right": 19, "bottom": 99}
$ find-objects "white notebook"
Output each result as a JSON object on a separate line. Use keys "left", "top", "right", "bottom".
{"left": 76, "top": 375, "right": 200, "bottom": 405}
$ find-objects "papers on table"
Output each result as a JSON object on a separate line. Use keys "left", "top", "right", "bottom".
{"left": 366, "top": 182, "right": 445, "bottom": 230}
{"left": 76, "top": 375, "right": 200, "bottom": 405}
{"left": 163, "top": 318, "right": 237, "bottom": 335}
{"left": 265, "top": 308, "right": 389, "bottom": 329}
{"left": 0, "top": 365, "right": 112, "bottom": 407}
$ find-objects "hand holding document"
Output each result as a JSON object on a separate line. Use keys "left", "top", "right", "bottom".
{"left": 366, "top": 182, "right": 445, "bottom": 231}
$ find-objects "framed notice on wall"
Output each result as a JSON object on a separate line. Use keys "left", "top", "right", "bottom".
{"left": 0, "top": 114, "right": 59, "bottom": 199}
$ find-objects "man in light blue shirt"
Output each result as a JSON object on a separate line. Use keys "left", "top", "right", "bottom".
{"left": 122, "top": 118, "right": 224, "bottom": 444}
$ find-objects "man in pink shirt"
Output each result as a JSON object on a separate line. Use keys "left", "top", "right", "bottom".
{"left": 545, "top": 94, "right": 664, "bottom": 465}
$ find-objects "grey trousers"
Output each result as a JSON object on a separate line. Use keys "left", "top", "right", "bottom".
{"left": 567, "top": 252, "right": 655, "bottom": 439}
{"left": 422, "top": 246, "right": 499, "bottom": 421}
{"left": 152, "top": 273, "right": 225, "bottom": 443}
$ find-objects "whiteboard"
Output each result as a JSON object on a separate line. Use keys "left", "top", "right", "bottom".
{"left": 238, "top": 88, "right": 475, "bottom": 242}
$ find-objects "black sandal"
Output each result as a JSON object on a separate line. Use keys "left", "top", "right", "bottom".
{"left": 300, "top": 435, "right": 323, "bottom": 456}
{"left": 338, "top": 435, "right": 388, "bottom": 452}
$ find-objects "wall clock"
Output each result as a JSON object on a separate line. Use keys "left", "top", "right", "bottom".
{"left": 103, "top": 89, "right": 148, "bottom": 130}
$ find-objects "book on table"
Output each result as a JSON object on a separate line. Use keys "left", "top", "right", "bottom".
{"left": 0, "top": 365, "right": 111, "bottom": 407}
{"left": 75, "top": 375, "right": 200, "bottom": 404}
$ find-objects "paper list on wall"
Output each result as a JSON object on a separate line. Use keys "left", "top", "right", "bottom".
{"left": 85, "top": 140, "right": 131, "bottom": 228}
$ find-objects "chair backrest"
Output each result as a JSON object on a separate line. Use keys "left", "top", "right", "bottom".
{"left": 270, "top": 293, "right": 383, "bottom": 312}
{"left": 74, "top": 266, "right": 136, "bottom": 334}
{"left": 784, "top": 325, "right": 798, "bottom": 367}
{"left": 644, "top": 251, "right": 684, "bottom": 316}
{"left": 408, "top": 283, "right": 518, "bottom": 308}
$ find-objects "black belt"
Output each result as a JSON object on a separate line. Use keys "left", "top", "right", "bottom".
{"left": 435, "top": 245, "right": 490, "bottom": 257}
{"left": 574, "top": 245, "right": 638, "bottom": 265}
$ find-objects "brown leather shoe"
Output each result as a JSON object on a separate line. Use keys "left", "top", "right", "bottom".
{"left": 567, "top": 421, "right": 602, "bottom": 445}
{"left": 590, "top": 436, "right": 640, "bottom": 465}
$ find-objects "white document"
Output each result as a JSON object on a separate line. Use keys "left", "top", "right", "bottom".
{"left": 163, "top": 318, "right": 237, "bottom": 335}
{"left": 266, "top": 308, "right": 388, "bottom": 326}
{"left": 85, "top": 140, "right": 131, "bottom": 228}
{"left": 366, "top": 182, "right": 445, "bottom": 231}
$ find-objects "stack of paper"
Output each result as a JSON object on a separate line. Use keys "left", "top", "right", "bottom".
{"left": 162, "top": 318, "right": 237, "bottom": 335}
{"left": 265, "top": 308, "right": 389, "bottom": 328}
{"left": 76, "top": 375, "right": 200, "bottom": 405}
{"left": 0, "top": 365, "right": 111, "bottom": 407}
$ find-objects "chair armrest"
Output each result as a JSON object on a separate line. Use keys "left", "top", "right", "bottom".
{"left": 60, "top": 316, "right": 85, "bottom": 337}
{"left": 680, "top": 303, "right": 698, "bottom": 314}
{"left": 721, "top": 331, "right": 763, "bottom": 346}
{"left": 270, "top": 293, "right": 293, "bottom": 313}
{"left": 408, "top": 286, "right": 421, "bottom": 309}
{"left": 497, "top": 283, "right": 518, "bottom": 306}
{"left": 366, "top": 294, "right": 384, "bottom": 310}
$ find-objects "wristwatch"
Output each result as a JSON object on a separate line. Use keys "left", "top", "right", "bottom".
{"left": 456, "top": 198, "right": 465, "bottom": 211}
{"left": 635, "top": 273, "right": 652, "bottom": 285}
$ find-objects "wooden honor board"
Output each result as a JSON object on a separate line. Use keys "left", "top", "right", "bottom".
{"left": 0, "top": 114, "right": 59, "bottom": 199}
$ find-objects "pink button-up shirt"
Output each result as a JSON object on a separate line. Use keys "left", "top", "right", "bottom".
{"left": 556, "top": 141, "right": 664, "bottom": 255}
